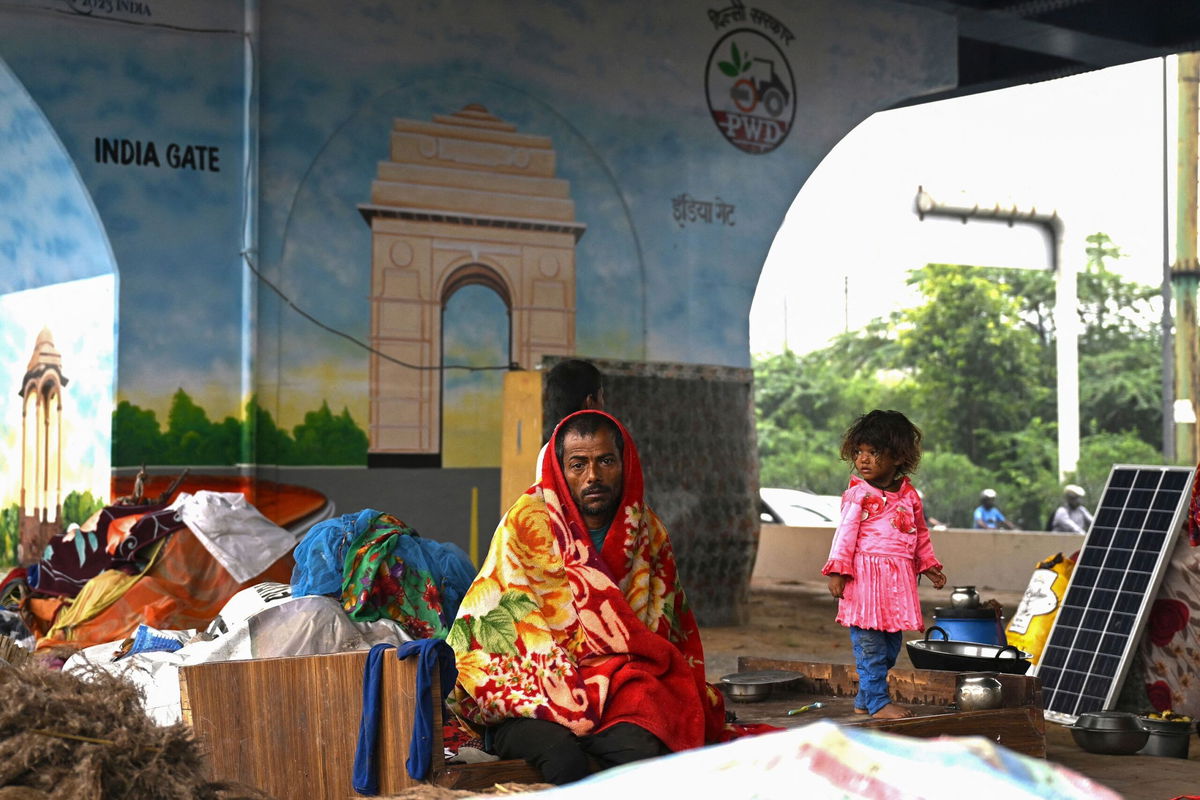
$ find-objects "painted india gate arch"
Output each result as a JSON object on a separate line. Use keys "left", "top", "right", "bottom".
{"left": 359, "top": 104, "right": 586, "bottom": 467}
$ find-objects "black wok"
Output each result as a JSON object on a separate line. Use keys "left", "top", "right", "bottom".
{"left": 906, "top": 626, "right": 1032, "bottom": 674}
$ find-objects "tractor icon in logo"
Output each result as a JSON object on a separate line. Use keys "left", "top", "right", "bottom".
{"left": 730, "top": 56, "right": 790, "bottom": 118}
{"left": 706, "top": 30, "right": 796, "bottom": 155}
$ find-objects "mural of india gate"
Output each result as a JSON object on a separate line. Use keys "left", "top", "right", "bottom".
{"left": 359, "top": 105, "right": 586, "bottom": 468}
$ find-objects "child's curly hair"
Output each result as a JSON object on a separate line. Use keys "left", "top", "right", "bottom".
{"left": 839, "top": 409, "right": 923, "bottom": 476}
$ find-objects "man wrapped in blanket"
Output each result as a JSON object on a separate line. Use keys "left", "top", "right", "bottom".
{"left": 447, "top": 410, "right": 729, "bottom": 784}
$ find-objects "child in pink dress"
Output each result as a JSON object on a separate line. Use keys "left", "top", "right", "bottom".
{"left": 821, "top": 410, "right": 947, "bottom": 719}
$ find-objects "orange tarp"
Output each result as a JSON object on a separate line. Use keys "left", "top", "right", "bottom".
{"left": 34, "top": 474, "right": 326, "bottom": 652}
{"left": 38, "top": 528, "right": 294, "bottom": 650}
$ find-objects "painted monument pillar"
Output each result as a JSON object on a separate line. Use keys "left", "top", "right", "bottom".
{"left": 359, "top": 104, "right": 585, "bottom": 467}
{"left": 18, "top": 327, "right": 67, "bottom": 562}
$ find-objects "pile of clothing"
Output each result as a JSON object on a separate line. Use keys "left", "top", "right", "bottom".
{"left": 3, "top": 491, "right": 307, "bottom": 653}
{"left": 2, "top": 495, "right": 476, "bottom": 728}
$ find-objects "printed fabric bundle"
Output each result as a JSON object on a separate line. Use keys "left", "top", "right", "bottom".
{"left": 291, "top": 508, "right": 476, "bottom": 640}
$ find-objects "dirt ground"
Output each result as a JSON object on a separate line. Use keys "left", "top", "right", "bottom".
{"left": 698, "top": 579, "right": 1027, "bottom": 682}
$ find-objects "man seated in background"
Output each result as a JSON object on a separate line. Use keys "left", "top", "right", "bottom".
{"left": 447, "top": 410, "right": 727, "bottom": 784}
{"left": 535, "top": 359, "right": 605, "bottom": 480}
{"left": 973, "top": 488, "right": 1015, "bottom": 530}
{"left": 1050, "top": 484, "right": 1093, "bottom": 534}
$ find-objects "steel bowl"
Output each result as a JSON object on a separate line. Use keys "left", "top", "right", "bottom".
{"left": 1067, "top": 724, "right": 1149, "bottom": 755}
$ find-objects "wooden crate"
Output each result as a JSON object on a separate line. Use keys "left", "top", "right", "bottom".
{"left": 179, "top": 649, "right": 542, "bottom": 797}
{"left": 180, "top": 650, "right": 425, "bottom": 799}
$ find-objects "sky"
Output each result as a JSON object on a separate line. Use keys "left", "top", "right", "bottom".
{"left": 750, "top": 57, "right": 1174, "bottom": 356}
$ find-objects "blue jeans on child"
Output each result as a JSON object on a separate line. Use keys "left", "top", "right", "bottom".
{"left": 849, "top": 626, "right": 902, "bottom": 714}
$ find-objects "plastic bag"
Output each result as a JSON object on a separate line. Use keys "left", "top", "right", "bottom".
{"left": 1006, "top": 552, "right": 1075, "bottom": 664}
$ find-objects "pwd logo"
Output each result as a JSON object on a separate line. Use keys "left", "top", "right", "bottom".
{"left": 705, "top": 29, "right": 795, "bottom": 155}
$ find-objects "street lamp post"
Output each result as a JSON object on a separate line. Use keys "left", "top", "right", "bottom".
{"left": 914, "top": 186, "right": 1079, "bottom": 480}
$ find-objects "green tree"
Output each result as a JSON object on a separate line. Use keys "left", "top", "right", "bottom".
{"left": 898, "top": 263, "right": 1052, "bottom": 468}
{"left": 967, "top": 233, "right": 1162, "bottom": 445}
{"left": 754, "top": 232, "right": 1167, "bottom": 530}
{"left": 112, "top": 400, "right": 166, "bottom": 467}
{"left": 754, "top": 347, "right": 899, "bottom": 493}
{"left": 915, "top": 451, "right": 1002, "bottom": 529}
{"left": 61, "top": 490, "right": 105, "bottom": 527}
{"left": 246, "top": 394, "right": 294, "bottom": 464}
{"left": 163, "top": 389, "right": 239, "bottom": 465}
{"left": 291, "top": 401, "right": 367, "bottom": 465}
{"left": 0, "top": 503, "right": 19, "bottom": 566}
{"left": 1069, "top": 432, "right": 1165, "bottom": 510}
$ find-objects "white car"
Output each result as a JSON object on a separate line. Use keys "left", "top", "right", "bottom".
{"left": 759, "top": 488, "right": 842, "bottom": 526}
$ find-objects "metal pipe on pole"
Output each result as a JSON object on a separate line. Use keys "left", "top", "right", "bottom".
{"left": 914, "top": 186, "right": 1079, "bottom": 480}
{"left": 1174, "top": 53, "right": 1200, "bottom": 465}
{"left": 1162, "top": 56, "right": 1176, "bottom": 463}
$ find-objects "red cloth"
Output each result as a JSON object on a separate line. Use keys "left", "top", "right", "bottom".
{"left": 1188, "top": 466, "right": 1200, "bottom": 546}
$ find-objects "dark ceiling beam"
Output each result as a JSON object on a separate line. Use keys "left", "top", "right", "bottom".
{"left": 894, "top": 0, "right": 1161, "bottom": 67}
{"left": 886, "top": 0, "right": 1200, "bottom": 107}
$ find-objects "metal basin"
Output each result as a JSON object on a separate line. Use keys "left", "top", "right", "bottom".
{"left": 1065, "top": 711, "right": 1149, "bottom": 755}
{"left": 905, "top": 627, "right": 1032, "bottom": 674}
{"left": 1137, "top": 715, "right": 1194, "bottom": 758}
{"left": 719, "top": 670, "right": 801, "bottom": 702}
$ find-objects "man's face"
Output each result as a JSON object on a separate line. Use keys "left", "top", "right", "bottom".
{"left": 561, "top": 427, "right": 623, "bottom": 529}
{"left": 1066, "top": 493, "right": 1082, "bottom": 509}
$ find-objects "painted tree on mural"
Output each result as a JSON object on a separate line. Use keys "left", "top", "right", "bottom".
{"left": 112, "top": 392, "right": 367, "bottom": 467}
{"left": 755, "top": 233, "right": 1167, "bottom": 529}
{"left": 61, "top": 491, "right": 105, "bottom": 528}
{"left": 0, "top": 490, "right": 102, "bottom": 566}
{"left": 0, "top": 504, "right": 17, "bottom": 566}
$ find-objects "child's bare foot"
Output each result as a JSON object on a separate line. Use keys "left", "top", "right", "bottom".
{"left": 853, "top": 707, "right": 869, "bottom": 715}
{"left": 871, "top": 703, "right": 913, "bottom": 719}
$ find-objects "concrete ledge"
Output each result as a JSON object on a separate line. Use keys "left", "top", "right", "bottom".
{"left": 753, "top": 524, "right": 1084, "bottom": 593}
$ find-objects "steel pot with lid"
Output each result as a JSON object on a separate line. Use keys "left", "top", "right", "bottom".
{"left": 954, "top": 672, "right": 1003, "bottom": 711}
{"left": 949, "top": 585, "right": 981, "bottom": 609}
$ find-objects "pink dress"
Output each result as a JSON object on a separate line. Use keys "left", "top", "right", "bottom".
{"left": 821, "top": 475, "right": 942, "bottom": 632}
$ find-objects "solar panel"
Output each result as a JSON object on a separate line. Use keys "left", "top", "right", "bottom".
{"left": 1033, "top": 464, "right": 1196, "bottom": 724}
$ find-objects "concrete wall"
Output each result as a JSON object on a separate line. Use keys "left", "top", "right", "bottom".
{"left": 753, "top": 524, "right": 1085, "bottom": 593}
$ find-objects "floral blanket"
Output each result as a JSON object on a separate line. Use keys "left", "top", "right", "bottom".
{"left": 447, "top": 411, "right": 726, "bottom": 752}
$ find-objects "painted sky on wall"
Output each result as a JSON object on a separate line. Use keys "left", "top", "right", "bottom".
{"left": 0, "top": 57, "right": 113, "bottom": 294}
{"left": 0, "top": 2, "right": 247, "bottom": 423}
{"left": 0, "top": 0, "right": 954, "bottom": 440}
{"left": 0, "top": 55, "right": 114, "bottom": 506}
{"left": 254, "top": 0, "right": 953, "bottom": 428}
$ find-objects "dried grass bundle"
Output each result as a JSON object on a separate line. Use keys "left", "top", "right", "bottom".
{"left": 0, "top": 636, "right": 30, "bottom": 668}
{"left": 0, "top": 661, "right": 273, "bottom": 800}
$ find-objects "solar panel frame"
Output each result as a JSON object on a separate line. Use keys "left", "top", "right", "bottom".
{"left": 1033, "top": 464, "right": 1196, "bottom": 725}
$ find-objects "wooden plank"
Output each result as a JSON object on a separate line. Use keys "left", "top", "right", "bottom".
{"left": 433, "top": 759, "right": 544, "bottom": 790}
{"left": 737, "top": 657, "right": 1041, "bottom": 709}
{"left": 179, "top": 650, "right": 422, "bottom": 800}
{"left": 732, "top": 658, "right": 1045, "bottom": 758}
{"left": 852, "top": 707, "right": 1046, "bottom": 758}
